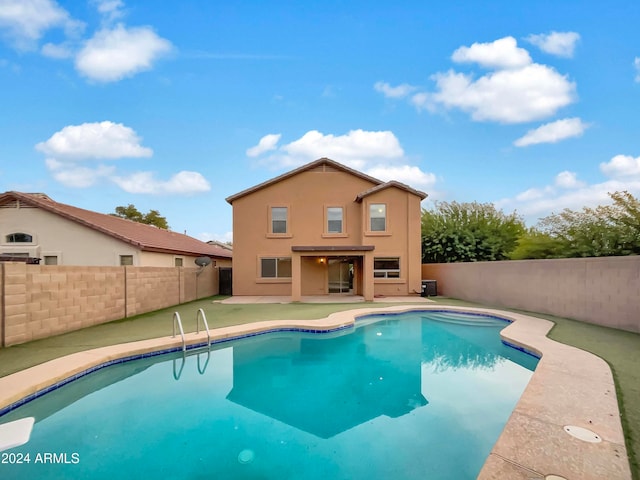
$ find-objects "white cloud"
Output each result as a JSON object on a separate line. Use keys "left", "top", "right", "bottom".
{"left": 36, "top": 121, "right": 153, "bottom": 160}
{"left": 514, "top": 117, "right": 589, "bottom": 147}
{"left": 270, "top": 129, "right": 404, "bottom": 170}
{"left": 75, "top": 24, "right": 172, "bottom": 82}
{"left": 496, "top": 154, "right": 640, "bottom": 221}
{"left": 41, "top": 41, "right": 73, "bottom": 58}
{"left": 380, "top": 36, "right": 576, "bottom": 125}
{"left": 555, "top": 171, "right": 585, "bottom": 189}
{"left": 248, "top": 129, "right": 436, "bottom": 193}
{"left": 45, "top": 158, "right": 114, "bottom": 188}
{"left": 246, "top": 133, "right": 281, "bottom": 157}
{"left": 37, "top": 121, "right": 209, "bottom": 194}
{"left": 91, "top": 0, "right": 125, "bottom": 23}
{"left": 374, "top": 81, "right": 417, "bottom": 99}
{"left": 420, "top": 63, "right": 575, "bottom": 123}
{"left": 526, "top": 31, "right": 580, "bottom": 58}
{"left": 515, "top": 187, "right": 547, "bottom": 202}
{"left": 111, "top": 171, "right": 211, "bottom": 194}
{"left": 197, "top": 231, "right": 233, "bottom": 243}
{"left": 365, "top": 165, "right": 436, "bottom": 188}
{"left": 0, "top": 0, "right": 83, "bottom": 50}
{"left": 451, "top": 36, "right": 531, "bottom": 69}
{"left": 600, "top": 154, "right": 640, "bottom": 178}
{"left": 634, "top": 57, "right": 640, "bottom": 83}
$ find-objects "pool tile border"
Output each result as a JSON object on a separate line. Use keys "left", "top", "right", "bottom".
{"left": 0, "top": 305, "right": 632, "bottom": 479}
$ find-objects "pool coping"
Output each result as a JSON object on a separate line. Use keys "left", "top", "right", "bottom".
{"left": 0, "top": 305, "right": 632, "bottom": 479}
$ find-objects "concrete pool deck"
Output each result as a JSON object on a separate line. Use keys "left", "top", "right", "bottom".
{"left": 0, "top": 304, "right": 631, "bottom": 479}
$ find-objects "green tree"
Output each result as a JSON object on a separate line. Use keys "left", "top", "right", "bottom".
{"left": 421, "top": 201, "right": 525, "bottom": 263}
{"left": 112, "top": 204, "right": 170, "bottom": 229}
{"left": 509, "top": 228, "right": 564, "bottom": 260}
{"left": 534, "top": 191, "right": 640, "bottom": 257}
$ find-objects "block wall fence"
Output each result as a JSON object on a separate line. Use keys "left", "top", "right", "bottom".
{"left": 0, "top": 263, "right": 220, "bottom": 347}
{"left": 422, "top": 256, "right": 640, "bottom": 333}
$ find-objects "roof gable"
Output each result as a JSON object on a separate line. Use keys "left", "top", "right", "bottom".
{"left": 0, "top": 191, "right": 231, "bottom": 259}
{"left": 225, "top": 158, "right": 383, "bottom": 204}
{"left": 355, "top": 180, "right": 428, "bottom": 201}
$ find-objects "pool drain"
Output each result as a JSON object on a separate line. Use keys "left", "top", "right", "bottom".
{"left": 563, "top": 425, "right": 602, "bottom": 443}
{"left": 238, "top": 449, "right": 255, "bottom": 464}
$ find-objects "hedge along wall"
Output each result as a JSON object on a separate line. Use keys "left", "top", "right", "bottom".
{"left": 422, "top": 256, "right": 640, "bottom": 333}
{"left": 1, "top": 263, "right": 220, "bottom": 347}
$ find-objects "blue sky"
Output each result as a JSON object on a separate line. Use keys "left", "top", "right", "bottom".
{"left": 1, "top": 0, "right": 639, "bottom": 242}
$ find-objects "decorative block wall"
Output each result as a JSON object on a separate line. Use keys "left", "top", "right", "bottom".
{"left": 422, "top": 256, "right": 640, "bottom": 333}
{"left": 1, "top": 263, "right": 219, "bottom": 347}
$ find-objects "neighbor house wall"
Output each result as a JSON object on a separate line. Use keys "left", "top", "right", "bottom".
{"left": 1, "top": 207, "right": 140, "bottom": 266}
{"left": 422, "top": 256, "right": 640, "bottom": 333}
{"left": 1, "top": 262, "right": 220, "bottom": 347}
{"left": 1, "top": 207, "right": 230, "bottom": 268}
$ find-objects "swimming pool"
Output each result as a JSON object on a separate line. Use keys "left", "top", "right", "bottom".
{"left": 0, "top": 310, "right": 538, "bottom": 479}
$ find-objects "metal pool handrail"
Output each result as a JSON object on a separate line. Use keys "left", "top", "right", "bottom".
{"left": 196, "top": 308, "right": 211, "bottom": 347}
{"left": 172, "top": 312, "right": 186, "bottom": 352}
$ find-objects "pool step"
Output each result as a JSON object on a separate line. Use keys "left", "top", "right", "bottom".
{"left": 425, "top": 312, "right": 507, "bottom": 327}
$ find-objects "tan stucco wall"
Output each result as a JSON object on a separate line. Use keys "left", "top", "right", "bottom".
{"left": 1, "top": 262, "right": 220, "bottom": 347}
{"left": 1, "top": 206, "right": 139, "bottom": 265}
{"left": 422, "top": 256, "right": 640, "bottom": 333}
{"left": 362, "top": 187, "right": 423, "bottom": 297}
{"left": 231, "top": 167, "right": 423, "bottom": 298}
{"left": 1, "top": 206, "right": 232, "bottom": 268}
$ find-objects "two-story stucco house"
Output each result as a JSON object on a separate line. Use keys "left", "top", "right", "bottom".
{"left": 225, "top": 158, "right": 427, "bottom": 301}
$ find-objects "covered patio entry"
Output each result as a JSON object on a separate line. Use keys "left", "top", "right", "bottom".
{"left": 291, "top": 246, "right": 375, "bottom": 301}
{"left": 327, "top": 257, "right": 353, "bottom": 294}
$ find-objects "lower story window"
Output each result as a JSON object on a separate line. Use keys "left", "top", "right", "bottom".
{"left": 174, "top": 257, "right": 183, "bottom": 267}
{"left": 374, "top": 257, "right": 400, "bottom": 278}
{"left": 120, "top": 255, "right": 134, "bottom": 266}
{"left": 261, "top": 257, "right": 292, "bottom": 278}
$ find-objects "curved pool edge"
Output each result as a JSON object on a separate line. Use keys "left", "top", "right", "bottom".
{"left": 0, "top": 305, "right": 632, "bottom": 480}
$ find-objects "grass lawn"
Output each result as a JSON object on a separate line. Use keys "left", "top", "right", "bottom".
{"left": 1, "top": 295, "right": 638, "bottom": 478}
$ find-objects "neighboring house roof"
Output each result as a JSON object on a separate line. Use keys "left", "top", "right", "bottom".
{"left": 226, "top": 157, "right": 429, "bottom": 204}
{"left": 207, "top": 239, "right": 233, "bottom": 251}
{"left": 0, "top": 191, "right": 232, "bottom": 259}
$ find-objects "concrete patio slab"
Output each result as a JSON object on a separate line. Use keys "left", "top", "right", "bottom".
{"left": 219, "top": 295, "right": 435, "bottom": 304}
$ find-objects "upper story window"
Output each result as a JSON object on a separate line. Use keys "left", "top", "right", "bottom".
{"left": 369, "top": 204, "right": 386, "bottom": 232}
{"left": 174, "top": 257, "right": 183, "bottom": 267}
{"left": 6, "top": 233, "right": 33, "bottom": 243}
{"left": 327, "top": 207, "right": 343, "bottom": 234}
{"left": 120, "top": 255, "right": 134, "bottom": 266}
{"left": 271, "top": 207, "right": 288, "bottom": 234}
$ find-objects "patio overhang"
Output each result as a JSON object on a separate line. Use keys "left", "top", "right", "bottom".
{"left": 291, "top": 245, "right": 375, "bottom": 252}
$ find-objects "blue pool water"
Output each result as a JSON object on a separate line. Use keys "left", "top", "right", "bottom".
{"left": 0, "top": 311, "right": 538, "bottom": 479}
